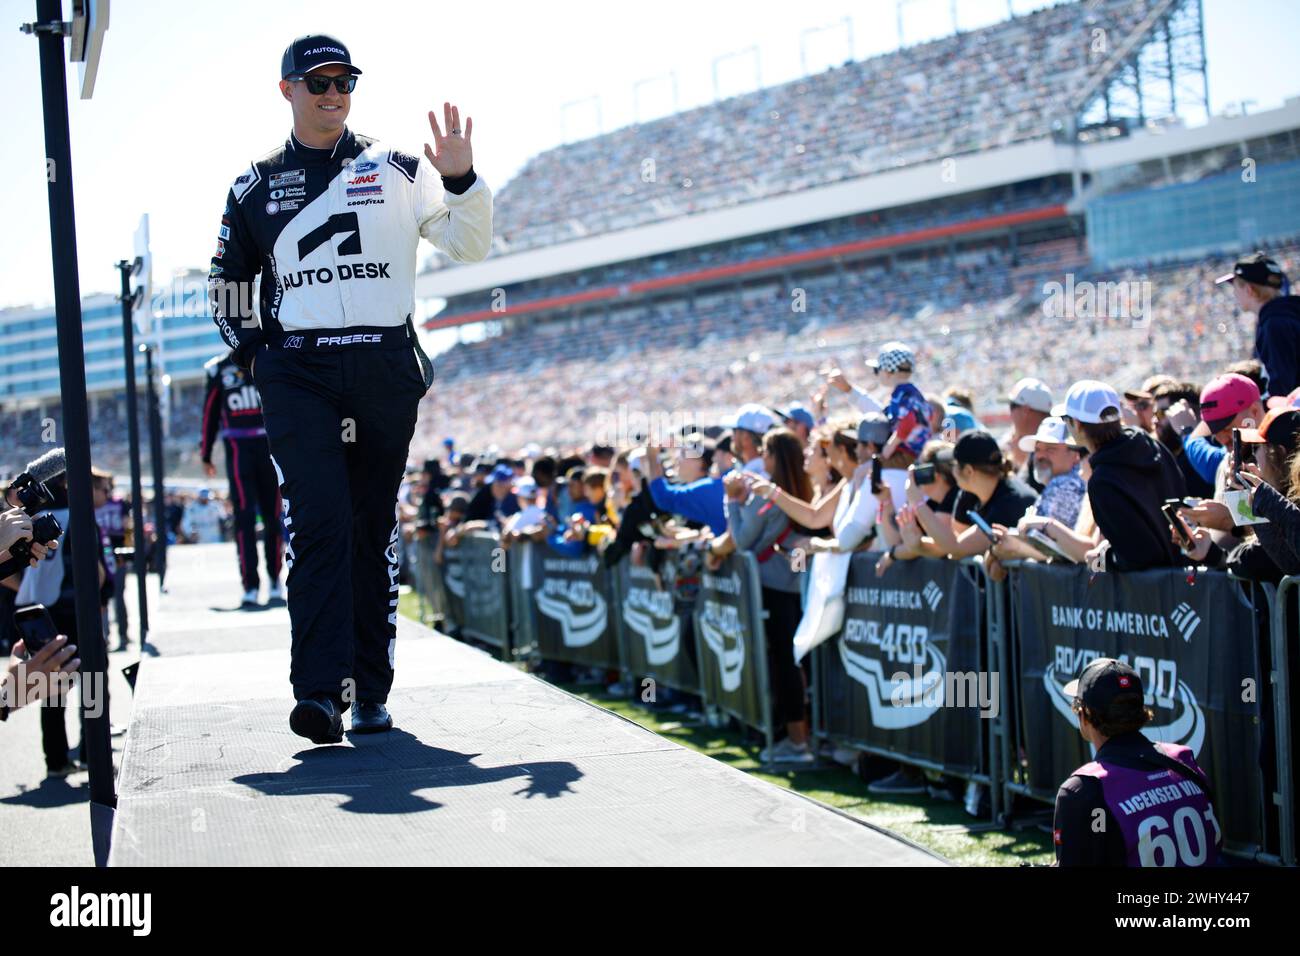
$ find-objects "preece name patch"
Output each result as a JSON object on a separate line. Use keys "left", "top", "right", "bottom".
{"left": 316, "top": 333, "right": 383, "bottom": 346}
{"left": 279, "top": 262, "right": 391, "bottom": 290}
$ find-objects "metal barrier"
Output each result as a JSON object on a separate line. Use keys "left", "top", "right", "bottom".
{"left": 1003, "top": 562, "right": 1273, "bottom": 859}
{"left": 611, "top": 556, "right": 703, "bottom": 700}
{"left": 1272, "top": 575, "right": 1298, "bottom": 866}
{"left": 810, "top": 553, "right": 1002, "bottom": 821}
{"left": 530, "top": 546, "right": 622, "bottom": 670}
{"left": 408, "top": 519, "right": 1296, "bottom": 862}
{"left": 692, "top": 551, "right": 774, "bottom": 761}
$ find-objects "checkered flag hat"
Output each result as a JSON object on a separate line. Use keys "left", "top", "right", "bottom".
{"left": 866, "top": 341, "right": 915, "bottom": 373}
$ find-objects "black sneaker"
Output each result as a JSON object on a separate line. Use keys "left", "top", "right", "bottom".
{"left": 351, "top": 701, "right": 393, "bottom": 735}
{"left": 47, "top": 760, "right": 87, "bottom": 778}
{"left": 289, "top": 697, "right": 344, "bottom": 744}
{"left": 868, "top": 768, "right": 927, "bottom": 795}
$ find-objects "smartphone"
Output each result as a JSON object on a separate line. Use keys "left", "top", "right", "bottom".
{"left": 1231, "top": 428, "right": 1243, "bottom": 482}
{"left": 912, "top": 463, "right": 936, "bottom": 485}
{"left": 1161, "top": 502, "right": 1194, "bottom": 550}
{"left": 968, "top": 511, "right": 1001, "bottom": 543}
{"left": 871, "top": 456, "right": 883, "bottom": 494}
{"left": 13, "top": 604, "right": 58, "bottom": 658}
{"left": 1027, "top": 528, "right": 1074, "bottom": 562}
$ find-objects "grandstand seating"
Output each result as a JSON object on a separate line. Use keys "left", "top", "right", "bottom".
{"left": 442, "top": 0, "right": 1161, "bottom": 260}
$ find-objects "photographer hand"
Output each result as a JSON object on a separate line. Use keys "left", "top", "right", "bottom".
{"left": 0, "top": 509, "right": 33, "bottom": 553}
{"left": 2, "top": 635, "right": 79, "bottom": 714}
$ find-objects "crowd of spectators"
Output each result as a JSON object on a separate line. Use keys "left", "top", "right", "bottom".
{"left": 417, "top": 241, "right": 1296, "bottom": 455}
{"left": 398, "top": 245, "right": 1300, "bottom": 797}
{"left": 436, "top": 0, "right": 1158, "bottom": 259}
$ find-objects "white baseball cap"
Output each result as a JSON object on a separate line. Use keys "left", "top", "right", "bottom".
{"left": 1053, "top": 380, "right": 1123, "bottom": 424}
{"left": 1018, "top": 416, "right": 1074, "bottom": 452}
{"left": 726, "top": 403, "right": 777, "bottom": 434}
{"left": 1003, "top": 377, "right": 1054, "bottom": 413}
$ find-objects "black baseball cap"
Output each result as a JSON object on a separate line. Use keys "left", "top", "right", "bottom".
{"left": 1215, "top": 251, "right": 1286, "bottom": 289}
{"left": 281, "top": 34, "right": 363, "bottom": 80}
{"left": 1064, "top": 657, "right": 1144, "bottom": 714}
{"left": 935, "top": 430, "right": 1002, "bottom": 468}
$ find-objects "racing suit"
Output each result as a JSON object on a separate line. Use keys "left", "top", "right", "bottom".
{"left": 200, "top": 350, "right": 283, "bottom": 594}
{"left": 209, "top": 126, "right": 492, "bottom": 706}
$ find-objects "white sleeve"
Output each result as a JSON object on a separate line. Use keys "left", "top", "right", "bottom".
{"left": 836, "top": 483, "right": 880, "bottom": 551}
{"left": 414, "top": 159, "right": 493, "bottom": 263}
{"left": 850, "top": 385, "right": 884, "bottom": 415}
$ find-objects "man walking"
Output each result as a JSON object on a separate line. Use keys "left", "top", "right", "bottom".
{"left": 208, "top": 34, "right": 492, "bottom": 744}
{"left": 200, "top": 349, "right": 284, "bottom": 608}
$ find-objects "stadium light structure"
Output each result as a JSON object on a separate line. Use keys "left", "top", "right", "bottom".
{"left": 1070, "top": 0, "right": 1210, "bottom": 137}
{"left": 895, "top": 0, "right": 962, "bottom": 48}
{"left": 559, "top": 95, "right": 602, "bottom": 144}
{"left": 711, "top": 46, "right": 760, "bottom": 101}
{"left": 20, "top": 0, "right": 116, "bottom": 864}
{"left": 799, "top": 18, "right": 854, "bottom": 76}
{"left": 632, "top": 72, "right": 679, "bottom": 125}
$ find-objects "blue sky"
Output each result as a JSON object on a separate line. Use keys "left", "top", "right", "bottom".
{"left": 1, "top": 0, "right": 1296, "bottom": 312}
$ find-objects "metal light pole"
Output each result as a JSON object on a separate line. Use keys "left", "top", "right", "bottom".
{"left": 24, "top": 0, "right": 115, "bottom": 863}
{"left": 117, "top": 260, "right": 148, "bottom": 642}
{"left": 142, "top": 343, "right": 168, "bottom": 590}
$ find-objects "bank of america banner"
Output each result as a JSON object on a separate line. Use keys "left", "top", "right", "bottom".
{"left": 455, "top": 533, "right": 511, "bottom": 650}
{"left": 1012, "top": 563, "right": 1264, "bottom": 852}
{"left": 533, "top": 548, "right": 620, "bottom": 669}
{"left": 442, "top": 544, "right": 465, "bottom": 630}
{"left": 815, "top": 554, "right": 986, "bottom": 774}
{"left": 693, "top": 553, "right": 768, "bottom": 733}
{"left": 616, "top": 560, "right": 700, "bottom": 695}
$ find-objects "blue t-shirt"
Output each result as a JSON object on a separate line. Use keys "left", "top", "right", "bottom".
{"left": 886, "top": 382, "right": 933, "bottom": 457}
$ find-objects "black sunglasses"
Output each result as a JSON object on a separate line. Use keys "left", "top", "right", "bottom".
{"left": 292, "top": 74, "right": 357, "bottom": 95}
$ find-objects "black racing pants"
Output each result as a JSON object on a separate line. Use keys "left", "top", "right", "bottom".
{"left": 255, "top": 342, "right": 425, "bottom": 707}
{"left": 223, "top": 435, "right": 283, "bottom": 592}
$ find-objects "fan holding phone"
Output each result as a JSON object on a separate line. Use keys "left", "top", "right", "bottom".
{"left": 892, "top": 431, "right": 1039, "bottom": 562}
